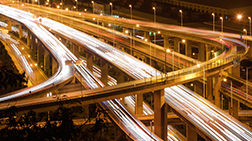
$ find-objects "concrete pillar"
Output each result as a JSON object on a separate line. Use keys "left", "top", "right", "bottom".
{"left": 30, "top": 35, "right": 35, "bottom": 51}
{"left": 7, "top": 20, "right": 11, "bottom": 31}
{"left": 174, "top": 38, "right": 179, "bottom": 52}
{"left": 163, "top": 35, "right": 170, "bottom": 49}
{"left": 61, "top": 38, "right": 66, "bottom": 45}
{"left": 116, "top": 69, "right": 124, "bottom": 84}
{"left": 100, "top": 59, "right": 108, "bottom": 86}
{"left": 199, "top": 43, "right": 205, "bottom": 61}
{"left": 214, "top": 73, "right": 222, "bottom": 108}
{"left": 44, "top": 48, "right": 50, "bottom": 71}
{"left": 52, "top": 57, "right": 58, "bottom": 75}
{"left": 154, "top": 89, "right": 167, "bottom": 141}
{"left": 86, "top": 52, "right": 93, "bottom": 73}
{"left": 135, "top": 93, "right": 143, "bottom": 115}
{"left": 186, "top": 125, "right": 197, "bottom": 141}
{"left": 37, "top": 42, "right": 43, "bottom": 64}
{"left": 19, "top": 24, "right": 23, "bottom": 39}
{"left": 205, "top": 44, "right": 209, "bottom": 61}
{"left": 73, "top": 44, "right": 79, "bottom": 58}
{"left": 144, "top": 32, "right": 150, "bottom": 41}
{"left": 232, "top": 65, "right": 240, "bottom": 78}
{"left": 27, "top": 31, "right": 31, "bottom": 48}
{"left": 229, "top": 99, "right": 239, "bottom": 119}
{"left": 206, "top": 77, "right": 214, "bottom": 103}
{"left": 186, "top": 40, "right": 192, "bottom": 57}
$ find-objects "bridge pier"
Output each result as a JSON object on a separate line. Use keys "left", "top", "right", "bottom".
{"left": 73, "top": 43, "right": 79, "bottom": 58}
{"left": 214, "top": 72, "right": 222, "bottom": 108}
{"left": 86, "top": 52, "right": 93, "bottom": 73}
{"left": 135, "top": 93, "right": 143, "bottom": 115}
{"left": 154, "top": 89, "right": 167, "bottom": 141}
{"left": 44, "top": 48, "right": 51, "bottom": 72}
{"left": 37, "top": 42, "right": 43, "bottom": 64}
{"left": 19, "top": 24, "right": 23, "bottom": 39}
{"left": 52, "top": 57, "right": 58, "bottom": 75}
{"left": 229, "top": 99, "right": 239, "bottom": 119}
{"left": 144, "top": 32, "right": 150, "bottom": 41}
{"left": 198, "top": 43, "right": 205, "bottom": 61}
{"left": 206, "top": 76, "right": 214, "bottom": 103}
{"left": 100, "top": 59, "right": 108, "bottom": 86}
{"left": 7, "top": 20, "right": 12, "bottom": 31}
{"left": 186, "top": 125, "right": 197, "bottom": 141}
{"left": 186, "top": 40, "right": 192, "bottom": 57}
{"left": 174, "top": 38, "right": 179, "bottom": 52}
{"left": 27, "top": 31, "right": 31, "bottom": 48}
{"left": 162, "top": 35, "right": 170, "bottom": 49}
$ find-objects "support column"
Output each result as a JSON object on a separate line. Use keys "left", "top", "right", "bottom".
{"left": 7, "top": 20, "right": 12, "bottom": 31}
{"left": 214, "top": 72, "right": 222, "bottom": 108}
{"left": 52, "top": 57, "right": 58, "bottom": 75}
{"left": 229, "top": 99, "right": 239, "bottom": 119}
{"left": 86, "top": 52, "right": 93, "bottom": 73}
{"left": 174, "top": 38, "right": 179, "bottom": 52}
{"left": 154, "top": 89, "right": 167, "bottom": 141}
{"left": 122, "top": 27, "right": 127, "bottom": 34}
{"left": 73, "top": 44, "right": 79, "bottom": 58}
{"left": 186, "top": 125, "right": 197, "bottom": 141}
{"left": 30, "top": 35, "right": 35, "bottom": 51}
{"left": 116, "top": 69, "right": 124, "bottom": 84}
{"left": 19, "top": 24, "right": 23, "bottom": 39}
{"left": 206, "top": 76, "right": 214, "bottom": 103}
{"left": 232, "top": 65, "right": 240, "bottom": 77}
{"left": 27, "top": 31, "right": 31, "bottom": 48}
{"left": 135, "top": 94, "right": 143, "bottom": 115}
{"left": 163, "top": 35, "right": 170, "bottom": 49}
{"left": 37, "top": 42, "right": 43, "bottom": 64}
{"left": 199, "top": 43, "right": 205, "bottom": 61}
{"left": 205, "top": 44, "right": 209, "bottom": 61}
{"left": 44, "top": 48, "right": 50, "bottom": 71}
{"left": 186, "top": 40, "right": 192, "bottom": 57}
{"left": 100, "top": 59, "right": 108, "bottom": 86}
{"left": 144, "top": 32, "right": 150, "bottom": 41}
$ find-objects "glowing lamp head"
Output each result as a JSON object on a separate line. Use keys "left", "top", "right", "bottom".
{"left": 179, "top": 9, "right": 182, "bottom": 13}
{"left": 224, "top": 78, "right": 227, "bottom": 82}
{"left": 144, "top": 39, "right": 148, "bottom": 42}
{"left": 109, "top": 2, "right": 112, "bottom": 5}
{"left": 136, "top": 24, "right": 139, "bottom": 27}
{"left": 153, "top": 7, "right": 155, "bottom": 10}
{"left": 182, "top": 39, "right": 186, "bottom": 43}
{"left": 125, "top": 30, "right": 129, "bottom": 34}
{"left": 220, "top": 17, "right": 223, "bottom": 20}
{"left": 212, "top": 13, "right": 215, "bottom": 16}
{"left": 166, "top": 49, "right": 171, "bottom": 52}
{"left": 129, "top": 4, "right": 132, "bottom": 8}
{"left": 237, "top": 14, "right": 242, "bottom": 20}
{"left": 249, "top": 17, "right": 251, "bottom": 20}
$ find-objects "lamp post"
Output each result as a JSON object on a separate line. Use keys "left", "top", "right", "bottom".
{"left": 60, "top": 2, "right": 63, "bottom": 23}
{"left": 129, "top": 4, "right": 132, "bottom": 19}
{"left": 224, "top": 78, "right": 233, "bottom": 108}
{"left": 75, "top": 0, "right": 78, "bottom": 11}
{"left": 167, "top": 49, "right": 174, "bottom": 78}
{"left": 249, "top": 17, "right": 251, "bottom": 36}
{"left": 212, "top": 13, "right": 215, "bottom": 31}
{"left": 125, "top": 30, "right": 132, "bottom": 55}
{"left": 91, "top": 1, "right": 94, "bottom": 14}
{"left": 179, "top": 9, "right": 183, "bottom": 26}
{"left": 220, "top": 16, "right": 223, "bottom": 33}
{"left": 178, "top": 39, "right": 185, "bottom": 68}
{"left": 246, "top": 66, "right": 252, "bottom": 99}
{"left": 57, "top": 5, "right": 60, "bottom": 20}
{"left": 244, "top": 29, "right": 247, "bottom": 46}
{"left": 110, "top": 2, "right": 113, "bottom": 16}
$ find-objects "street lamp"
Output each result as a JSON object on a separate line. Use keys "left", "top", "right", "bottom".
{"left": 223, "top": 78, "right": 233, "bottom": 109}
{"left": 153, "top": 7, "right": 156, "bottom": 23}
{"left": 212, "top": 13, "right": 215, "bottom": 31}
{"left": 237, "top": 14, "right": 242, "bottom": 21}
{"left": 249, "top": 17, "right": 251, "bottom": 36}
{"left": 110, "top": 2, "right": 113, "bottom": 16}
{"left": 75, "top": 0, "right": 78, "bottom": 11}
{"left": 129, "top": 4, "right": 132, "bottom": 19}
{"left": 179, "top": 9, "right": 183, "bottom": 26}
{"left": 246, "top": 66, "right": 252, "bottom": 99}
{"left": 178, "top": 39, "right": 185, "bottom": 68}
{"left": 125, "top": 30, "right": 132, "bottom": 55}
{"left": 60, "top": 2, "right": 63, "bottom": 23}
{"left": 244, "top": 29, "right": 247, "bottom": 46}
{"left": 220, "top": 17, "right": 223, "bottom": 33}
{"left": 91, "top": 1, "right": 94, "bottom": 14}
{"left": 167, "top": 49, "right": 174, "bottom": 78}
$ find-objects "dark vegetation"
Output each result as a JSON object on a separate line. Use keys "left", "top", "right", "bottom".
{"left": 0, "top": 41, "right": 27, "bottom": 94}
{"left": 0, "top": 100, "right": 116, "bottom": 141}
